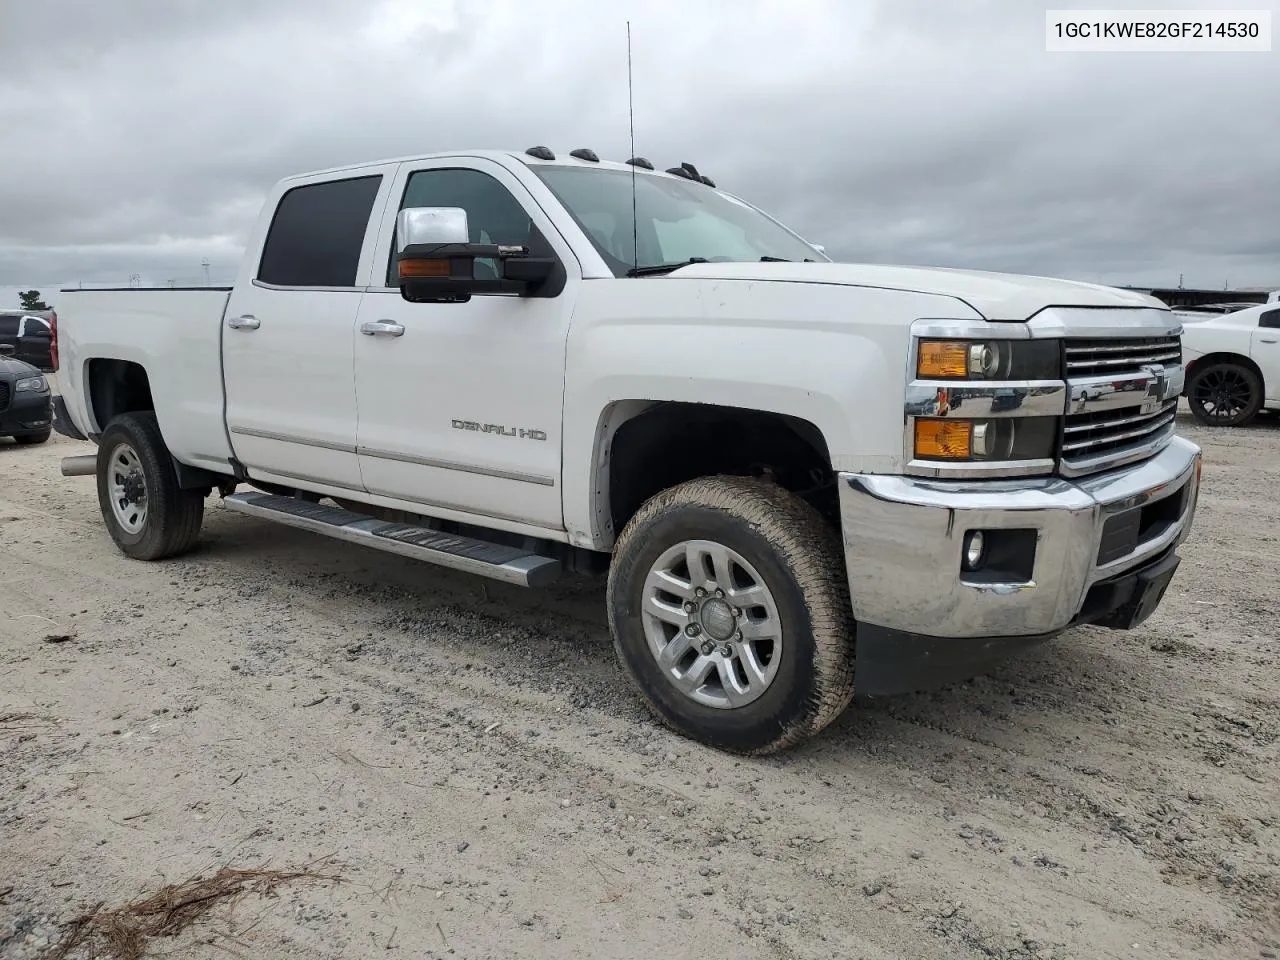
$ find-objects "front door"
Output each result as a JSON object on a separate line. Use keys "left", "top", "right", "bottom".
{"left": 222, "top": 167, "right": 396, "bottom": 492}
{"left": 1254, "top": 307, "right": 1280, "bottom": 403}
{"left": 352, "top": 159, "right": 580, "bottom": 531}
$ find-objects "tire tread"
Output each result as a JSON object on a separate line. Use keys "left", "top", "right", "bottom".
{"left": 97, "top": 412, "right": 204, "bottom": 560}
{"left": 1187, "top": 361, "right": 1262, "bottom": 427}
{"left": 608, "top": 475, "right": 854, "bottom": 754}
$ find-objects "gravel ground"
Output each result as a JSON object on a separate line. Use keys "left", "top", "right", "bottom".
{"left": 2, "top": 411, "right": 1277, "bottom": 960}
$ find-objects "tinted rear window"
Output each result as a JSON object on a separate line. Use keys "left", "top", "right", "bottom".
{"left": 257, "top": 175, "right": 382, "bottom": 287}
{"left": 0, "top": 316, "right": 19, "bottom": 337}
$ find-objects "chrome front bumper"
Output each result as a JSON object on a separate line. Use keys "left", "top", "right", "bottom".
{"left": 838, "top": 435, "right": 1201, "bottom": 644}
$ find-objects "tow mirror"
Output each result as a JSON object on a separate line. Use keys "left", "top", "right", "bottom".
{"left": 397, "top": 206, "right": 470, "bottom": 249}
{"left": 395, "top": 206, "right": 556, "bottom": 304}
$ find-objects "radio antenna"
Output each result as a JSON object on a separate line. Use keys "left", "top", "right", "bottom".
{"left": 627, "top": 21, "right": 638, "bottom": 274}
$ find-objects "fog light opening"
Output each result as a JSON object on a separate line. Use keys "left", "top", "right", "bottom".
{"left": 963, "top": 531, "right": 986, "bottom": 571}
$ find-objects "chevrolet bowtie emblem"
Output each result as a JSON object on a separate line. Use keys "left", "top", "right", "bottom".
{"left": 1140, "top": 364, "right": 1167, "bottom": 414}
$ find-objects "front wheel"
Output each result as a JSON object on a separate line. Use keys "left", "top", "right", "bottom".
{"left": 606, "top": 476, "right": 855, "bottom": 754}
{"left": 96, "top": 413, "right": 204, "bottom": 560}
{"left": 1187, "top": 361, "right": 1263, "bottom": 427}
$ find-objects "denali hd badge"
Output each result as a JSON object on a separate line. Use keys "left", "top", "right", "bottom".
{"left": 451, "top": 419, "right": 547, "bottom": 441}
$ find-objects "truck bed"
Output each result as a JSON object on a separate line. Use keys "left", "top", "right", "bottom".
{"left": 56, "top": 287, "right": 236, "bottom": 472}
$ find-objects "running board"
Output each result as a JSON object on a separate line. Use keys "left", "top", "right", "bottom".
{"left": 221, "top": 492, "right": 561, "bottom": 587}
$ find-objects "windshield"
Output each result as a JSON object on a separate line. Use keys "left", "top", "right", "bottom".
{"left": 532, "top": 166, "right": 825, "bottom": 276}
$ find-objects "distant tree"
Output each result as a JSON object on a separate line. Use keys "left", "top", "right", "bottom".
{"left": 18, "top": 290, "right": 50, "bottom": 311}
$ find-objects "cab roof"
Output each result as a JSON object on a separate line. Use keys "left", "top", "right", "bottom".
{"left": 283, "top": 148, "right": 714, "bottom": 186}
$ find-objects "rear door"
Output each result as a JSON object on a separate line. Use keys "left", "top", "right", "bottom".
{"left": 221, "top": 167, "right": 396, "bottom": 493}
{"left": 1254, "top": 308, "right": 1280, "bottom": 402}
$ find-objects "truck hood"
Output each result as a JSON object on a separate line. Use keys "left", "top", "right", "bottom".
{"left": 667, "top": 262, "right": 1167, "bottom": 322}
{"left": 0, "top": 355, "right": 41, "bottom": 378}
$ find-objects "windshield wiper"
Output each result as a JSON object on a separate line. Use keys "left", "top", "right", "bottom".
{"left": 627, "top": 255, "right": 817, "bottom": 276}
{"left": 626, "top": 257, "right": 709, "bottom": 277}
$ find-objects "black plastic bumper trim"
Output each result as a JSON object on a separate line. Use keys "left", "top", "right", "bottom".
{"left": 854, "top": 547, "right": 1183, "bottom": 697}
{"left": 52, "top": 394, "right": 88, "bottom": 441}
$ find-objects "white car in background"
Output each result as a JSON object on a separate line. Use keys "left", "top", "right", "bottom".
{"left": 1181, "top": 301, "right": 1280, "bottom": 426}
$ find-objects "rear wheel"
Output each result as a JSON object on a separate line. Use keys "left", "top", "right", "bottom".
{"left": 1187, "top": 361, "right": 1263, "bottom": 427}
{"left": 607, "top": 476, "right": 855, "bottom": 754}
{"left": 14, "top": 430, "right": 51, "bottom": 445}
{"left": 96, "top": 413, "right": 204, "bottom": 560}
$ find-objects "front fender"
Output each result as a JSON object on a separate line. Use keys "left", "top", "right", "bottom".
{"left": 560, "top": 277, "right": 983, "bottom": 548}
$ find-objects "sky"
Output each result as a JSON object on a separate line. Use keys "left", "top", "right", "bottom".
{"left": 2, "top": 0, "right": 1278, "bottom": 308}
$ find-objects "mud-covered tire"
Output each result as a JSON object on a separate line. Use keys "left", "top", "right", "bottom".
{"left": 606, "top": 476, "right": 855, "bottom": 754}
{"left": 96, "top": 412, "right": 204, "bottom": 560}
{"left": 1187, "top": 361, "right": 1263, "bottom": 427}
{"left": 14, "top": 430, "right": 51, "bottom": 445}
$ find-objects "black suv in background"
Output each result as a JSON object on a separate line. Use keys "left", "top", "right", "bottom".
{"left": 0, "top": 310, "right": 55, "bottom": 371}
{"left": 0, "top": 347, "right": 53, "bottom": 445}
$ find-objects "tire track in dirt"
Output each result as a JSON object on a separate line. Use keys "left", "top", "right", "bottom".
{"left": 3, "top": 423, "right": 1278, "bottom": 959}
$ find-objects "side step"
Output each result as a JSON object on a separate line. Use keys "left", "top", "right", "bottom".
{"left": 221, "top": 492, "right": 561, "bottom": 587}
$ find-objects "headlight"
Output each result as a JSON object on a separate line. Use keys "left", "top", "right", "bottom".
{"left": 14, "top": 376, "right": 48, "bottom": 393}
{"left": 916, "top": 339, "right": 1060, "bottom": 381}
{"left": 913, "top": 417, "right": 1057, "bottom": 462}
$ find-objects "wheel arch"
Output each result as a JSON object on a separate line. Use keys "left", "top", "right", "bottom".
{"left": 584, "top": 400, "right": 837, "bottom": 550}
{"left": 1184, "top": 351, "right": 1265, "bottom": 393}
{"left": 86, "top": 357, "right": 155, "bottom": 432}
{"left": 86, "top": 360, "right": 222, "bottom": 490}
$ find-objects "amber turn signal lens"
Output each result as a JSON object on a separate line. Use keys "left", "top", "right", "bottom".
{"left": 917, "top": 340, "right": 970, "bottom": 378}
{"left": 398, "top": 257, "right": 452, "bottom": 278}
{"left": 914, "top": 419, "right": 973, "bottom": 459}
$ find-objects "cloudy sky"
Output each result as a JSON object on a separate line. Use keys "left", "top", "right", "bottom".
{"left": 2, "top": 0, "right": 1278, "bottom": 307}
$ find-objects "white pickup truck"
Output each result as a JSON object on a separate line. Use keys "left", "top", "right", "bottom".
{"left": 52, "top": 146, "right": 1202, "bottom": 753}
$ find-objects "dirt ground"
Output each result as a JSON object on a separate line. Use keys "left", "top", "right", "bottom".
{"left": 2, "top": 410, "right": 1277, "bottom": 960}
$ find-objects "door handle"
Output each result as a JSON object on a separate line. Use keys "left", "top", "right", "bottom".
{"left": 1261, "top": 338, "right": 1277, "bottom": 344}
{"left": 360, "top": 320, "right": 405, "bottom": 337}
{"left": 227, "top": 315, "right": 260, "bottom": 330}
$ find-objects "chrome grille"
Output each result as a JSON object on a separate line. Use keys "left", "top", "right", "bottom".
{"left": 1061, "top": 398, "right": 1178, "bottom": 471}
{"left": 1064, "top": 336, "right": 1181, "bottom": 377}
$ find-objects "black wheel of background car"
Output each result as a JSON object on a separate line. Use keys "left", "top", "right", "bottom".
{"left": 606, "top": 475, "right": 855, "bottom": 755}
{"left": 96, "top": 412, "right": 205, "bottom": 561}
{"left": 14, "top": 430, "right": 51, "bottom": 445}
{"left": 1187, "top": 362, "right": 1263, "bottom": 427}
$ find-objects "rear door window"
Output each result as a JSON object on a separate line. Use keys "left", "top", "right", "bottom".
{"left": 257, "top": 175, "right": 383, "bottom": 287}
